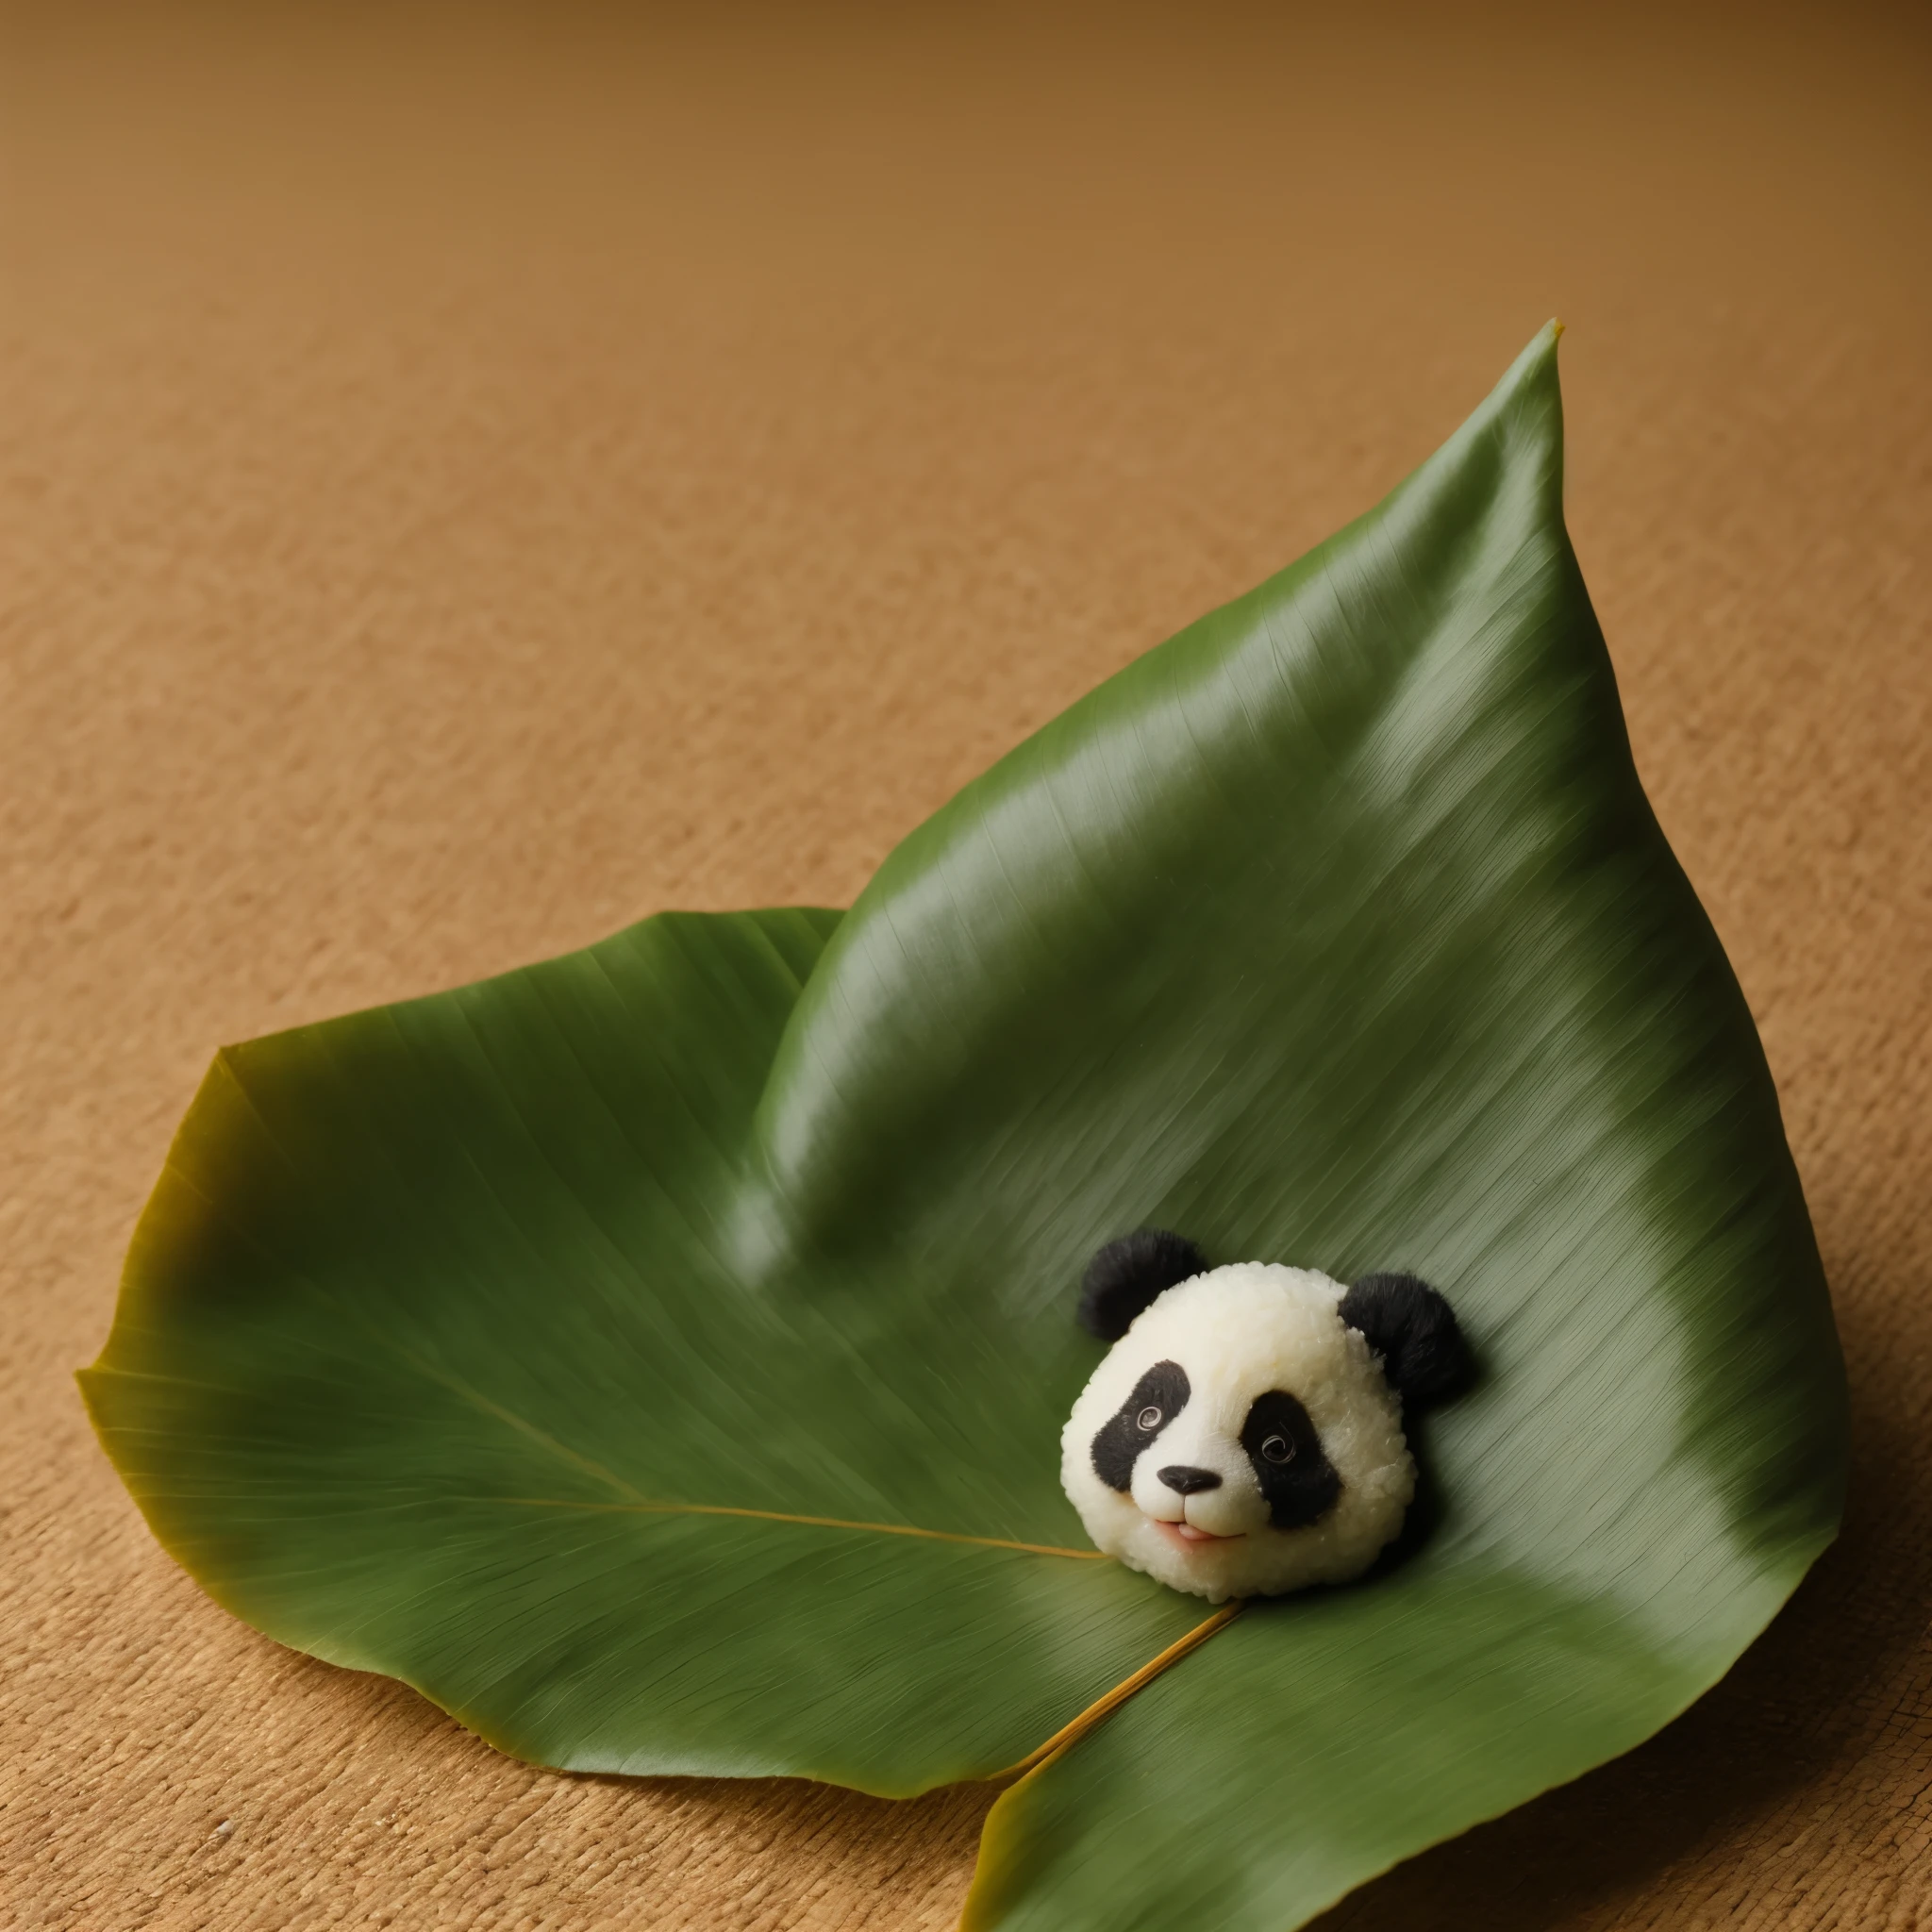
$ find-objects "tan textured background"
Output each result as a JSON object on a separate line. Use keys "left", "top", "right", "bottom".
{"left": 4, "top": 4, "right": 1929, "bottom": 1926}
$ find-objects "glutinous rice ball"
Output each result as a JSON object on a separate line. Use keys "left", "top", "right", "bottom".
{"left": 1059, "top": 1230, "right": 1473, "bottom": 1603}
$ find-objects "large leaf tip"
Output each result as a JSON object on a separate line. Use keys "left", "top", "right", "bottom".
{"left": 1446, "top": 316, "right": 1566, "bottom": 491}
{"left": 1513, "top": 314, "right": 1564, "bottom": 379}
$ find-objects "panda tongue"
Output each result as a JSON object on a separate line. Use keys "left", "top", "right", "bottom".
{"left": 1174, "top": 1523, "right": 1223, "bottom": 1542}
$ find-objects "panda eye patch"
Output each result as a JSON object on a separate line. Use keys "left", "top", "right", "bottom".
{"left": 1241, "top": 1389, "right": 1341, "bottom": 1529}
{"left": 1091, "top": 1360, "right": 1190, "bottom": 1493}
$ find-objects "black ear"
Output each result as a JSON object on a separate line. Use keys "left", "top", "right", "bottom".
{"left": 1077, "top": 1229, "right": 1208, "bottom": 1341}
{"left": 1337, "top": 1273, "right": 1474, "bottom": 1405}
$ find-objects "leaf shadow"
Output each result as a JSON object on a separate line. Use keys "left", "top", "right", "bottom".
{"left": 575, "top": 1766, "right": 999, "bottom": 1929}
{"left": 304, "top": 1653, "right": 1001, "bottom": 1927}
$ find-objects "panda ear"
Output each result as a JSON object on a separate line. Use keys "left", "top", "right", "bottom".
{"left": 1077, "top": 1229, "right": 1208, "bottom": 1341}
{"left": 1337, "top": 1273, "right": 1474, "bottom": 1405}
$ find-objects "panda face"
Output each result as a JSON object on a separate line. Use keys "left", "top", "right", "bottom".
{"left": 1059, "top": 1261, "right": 1420, "bottom": 1603}
{"left": 1086, "top": 1358, "right": 1342, "bottom": 1538}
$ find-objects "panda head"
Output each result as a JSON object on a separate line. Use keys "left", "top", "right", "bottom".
{"left": 1058, "top": 1230, "right": 1473, "bottom": 1604}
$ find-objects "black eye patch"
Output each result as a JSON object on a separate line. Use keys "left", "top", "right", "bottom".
{"left": 1091, "top": 1360, "right": 1190, "bottom": 1492}
{"left": 1241, "top": 1390, "right": 1341, "bottom": 1529}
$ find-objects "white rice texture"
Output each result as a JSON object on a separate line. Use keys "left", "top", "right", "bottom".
{"left": 1059, "top": 1262, "right": 1415, "bottom": 1602}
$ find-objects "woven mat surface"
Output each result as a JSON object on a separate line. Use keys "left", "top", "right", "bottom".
{"left": 5, "top": 6, "right": 1929, "bottom": 1927}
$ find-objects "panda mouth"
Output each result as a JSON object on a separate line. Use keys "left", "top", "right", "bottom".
{"left": 1156, "top": 1519, "right": 1245, "bottom": 1546}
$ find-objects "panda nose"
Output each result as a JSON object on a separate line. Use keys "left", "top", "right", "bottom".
{"left": 1158, "top": 1465, "right": 1223, "bottom": 1495}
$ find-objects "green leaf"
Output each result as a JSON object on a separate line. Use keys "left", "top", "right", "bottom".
{"left": 81, "top": 323, "right": 1845, "bottom": 1928}
{"left": 80, "top": 906, "right": 1211, "bottom": 1796}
